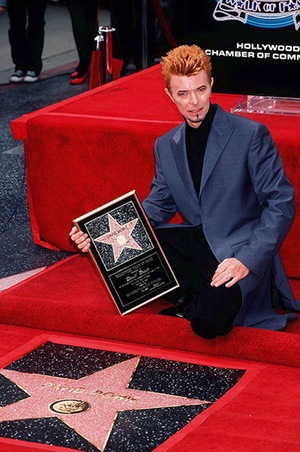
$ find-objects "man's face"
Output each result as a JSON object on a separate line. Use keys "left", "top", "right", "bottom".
{"left": 165, "top": 71, "right": 213, "bottom": 128}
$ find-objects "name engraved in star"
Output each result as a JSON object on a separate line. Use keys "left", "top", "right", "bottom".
{"left": 42, "top": 382, "right": 86, "bottom": 394}
{"left": 92, "top": 389, "right": 140, "bottom": 402}
{"left": 42, "top": 381, "right": 139, "bottom": 403}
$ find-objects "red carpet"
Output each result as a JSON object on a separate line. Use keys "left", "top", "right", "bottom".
{"left": 5, "top": 65, "right": 300, "bottom": 451}
{"left": 0, "top": 255, "right": 300, "bottom": 451}
{"left": 10, "top": 66, "right": 300, "bottom": 281}
{"left": 1, "top": 255, "right": 300, "bottom": 367}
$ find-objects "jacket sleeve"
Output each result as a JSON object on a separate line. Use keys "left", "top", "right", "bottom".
{"left": 234, "top": 123, "right": 295, "bottom": 277}
{"left": 142, "top": 138, "right": 178, "bottom": 227}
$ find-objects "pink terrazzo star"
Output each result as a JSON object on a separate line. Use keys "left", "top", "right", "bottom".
{"left": 0, "top": 357, "right": 210, "bottom": 451}
{"left": 94, "top": 214, "right": 143, "bottom": 262}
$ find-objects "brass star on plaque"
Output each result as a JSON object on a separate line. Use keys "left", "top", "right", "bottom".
{"left": 94, "top": 214, "right": 143, "bottom": 262}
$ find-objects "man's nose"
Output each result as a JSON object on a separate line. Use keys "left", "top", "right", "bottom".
{"left": 189, "top": 91, "right": 200, "bottom": 105}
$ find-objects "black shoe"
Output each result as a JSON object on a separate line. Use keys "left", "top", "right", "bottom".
{"left": 159, "top": 303, "right": 185, "bottom": 318}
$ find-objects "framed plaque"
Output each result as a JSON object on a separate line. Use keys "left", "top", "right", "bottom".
{"left": 73, "top": 191, "right": 179, "bottom": 315}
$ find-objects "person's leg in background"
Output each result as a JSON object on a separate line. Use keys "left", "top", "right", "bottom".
{"left": 109, "top": 0, "right": 142, "bottom": 75}
{"left": 24, "top": 0, "right": 48, "bottom": 81}
{"left": 66, "top": 0, "right": 98, "bottom": 83}
{"left": 7, "top": 0, "right": 28, "bottom": 82}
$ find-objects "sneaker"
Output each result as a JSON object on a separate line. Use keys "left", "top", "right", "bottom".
{"left": 9, "top": 70, "right": 24, "bottom": 83}
{"left": 23, "top": 70, "right": 39, "bottom": 83}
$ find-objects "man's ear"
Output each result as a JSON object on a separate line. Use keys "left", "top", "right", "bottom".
{"left": 164, "top": 87, "right": 175, "bottom": 103}
{"left": 210, "top": 77, "right": 214, "bottom": 89}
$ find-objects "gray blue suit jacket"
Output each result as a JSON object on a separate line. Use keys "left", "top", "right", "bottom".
{"left": 143, "top": 105, "right": 300, "bottom": 330}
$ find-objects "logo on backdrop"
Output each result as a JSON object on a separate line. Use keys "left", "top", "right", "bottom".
{"left": 213, "top": 0, "right": 300, "bottom": 30}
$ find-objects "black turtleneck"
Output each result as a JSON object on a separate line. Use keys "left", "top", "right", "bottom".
{"left": 185, "top": 104, "right": 217, "bottom": 194}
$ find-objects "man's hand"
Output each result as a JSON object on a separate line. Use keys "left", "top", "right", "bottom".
{"left": 0, "top": 7, "right": 6, "bottom": 16}
{"left": 69, "top": 226, "right": 91, "bottom": 252}
{"left": 211, "top": 257, "right": 249, "bottom": 288}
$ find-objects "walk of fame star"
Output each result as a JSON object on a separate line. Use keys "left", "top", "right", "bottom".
{"left": 94, "top": 214, "right": 143, "bottom": 262}
{"left": 0, "top": 357, "right": 211, "bottom": 451}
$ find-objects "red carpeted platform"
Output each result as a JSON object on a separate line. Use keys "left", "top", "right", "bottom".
{"left": 1, "top": 254, "right": 300, "bottom": 367}
{"left": 4, "top": 65, "right": 300, "bottom": 451}
{"left": 10, "top": 66, "right": 300, "bottom": 281}
{"left": 0, "top": 255, "right": 300, "bottom": 451}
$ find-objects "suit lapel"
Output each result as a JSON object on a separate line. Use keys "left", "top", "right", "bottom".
{"left": 200, "top": 107, "right": 233, "bottom": 195}
{"left": 169, "top": 107, "right": 233, "bottom": 201}
{"left": 170, "top": 123, "right": 199, "bottom": 203}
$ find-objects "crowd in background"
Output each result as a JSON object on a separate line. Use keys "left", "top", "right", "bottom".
{"left": 0, "top": 0, "right": 182, "bottom": 85}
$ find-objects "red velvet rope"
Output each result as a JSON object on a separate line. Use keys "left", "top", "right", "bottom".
{"left": 151, "top": 0, "right": 177, "bottom": 48}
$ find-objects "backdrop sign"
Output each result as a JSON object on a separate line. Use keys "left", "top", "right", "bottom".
{"left": 185, "top": 0, "right": 300, "bottom": 96}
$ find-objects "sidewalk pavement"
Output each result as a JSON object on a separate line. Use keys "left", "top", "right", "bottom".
{"left": 0, "top": 2, "right": 111, "bottom": 286}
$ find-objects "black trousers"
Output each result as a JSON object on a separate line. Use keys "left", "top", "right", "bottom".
{"left": 155, "top": 226, "right": 242, "bottom": 339}
{"left": 65, "top": 0, "right": 99, "bottom": 76}
{"left": 7, "top": 0, "right": 48, "bottom": 75}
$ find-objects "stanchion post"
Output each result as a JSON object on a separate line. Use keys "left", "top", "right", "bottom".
{"left": 95, "top": 26, "right": 116, "bottom": 84}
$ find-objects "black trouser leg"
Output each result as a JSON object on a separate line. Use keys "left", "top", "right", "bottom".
{"left": 7, "top": 0, "right": 47, "bottom": 75}
{"left": 26, "top": 0, "right": 48, "bottom": 75}
{"left": 155, "top": 227, "right": 205, "bottom": 303}
{"left": 155, "top": 226, "right": 242, "bottom": 339}
{"left": 7, "top": 0, "right": 28, "bottom": 72}
{"left": 66, "top": 0, "right": 98, "bottom": 76}
{"left": 189, "top": 280, "right": 242, "bottom": 339}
